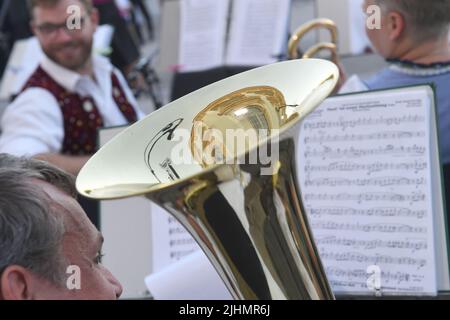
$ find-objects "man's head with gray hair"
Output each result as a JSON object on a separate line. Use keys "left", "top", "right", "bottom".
{"left": 364, "top": 0, "right": 450, "bottom": 60}
{"left": 375, "top": 0, "right": 450, "bottom": 42}
{"left": 0, "top": 154, "right": 122, "bottom": 300}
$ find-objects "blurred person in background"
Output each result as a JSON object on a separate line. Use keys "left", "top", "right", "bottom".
{"left": 0, "top": 0, "right": 144, "bottom": 176}
{"left": 0, "top": 0, "right": 33, "bottom": 77}
{"left": 0, "top": 0, "right": 145, "bottom": 227}
{"left": 339, "top": 0, "right": 450, "bottom": 228}
{"left": 93, "top": 0, "right": 141, "bottom": 75}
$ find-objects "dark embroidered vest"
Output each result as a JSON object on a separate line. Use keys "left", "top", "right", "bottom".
{"left": 21, "top": 66, "right": 137, "bottom": 155}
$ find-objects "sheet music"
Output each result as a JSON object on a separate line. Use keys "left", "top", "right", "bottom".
{"left": 178, "top": 0, "right": 230, "bottom": 72}
{"left": 151, "top": 203, "right": 200, "bottom": 272}
{"left": 225, "top": 0, "right": 291, "bottom": 66}
{"left": 298, "top": 89, "right": 437, "bottom": 295}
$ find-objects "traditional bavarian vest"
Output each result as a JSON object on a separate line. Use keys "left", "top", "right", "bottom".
{"left": 21, "top": 66, "right": 138, "bottom": 155}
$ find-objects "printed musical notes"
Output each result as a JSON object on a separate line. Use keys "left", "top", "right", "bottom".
{"left": 325, "top": 267, "right": 421, "bottom": 287}
{"left": 304, "top": 130, "right": 426, "bottom": 144}
{"left": 298, "top": 90, "right": 437, "bottom": 295}
{"left": 304, "top": 160, "right": 428, "bottom": 176}
{"left": 311, "top": 222, "right": 427, "bottom": 234}
{"left": 304, "top": 191, "right": 426, "bottom": 204}
{"left": 315, "top": 236, "right": 428, "bottom": 253}
{"left": 304, "top": 144, "right": 426, "bottom": 160}
{"left": 303, "top": 114, "right": 425, "bottom": 131}
{"left": 151, "top": 204, "right": 200, "bottom": 273}
{"left": 304, "top": 176, "right": 426, "bottom": 188}
{"left": 309, "top": 207, "right": 427, "bottom": 219}
{"left": 320, "top": 250, "right": 427, "bottom": 268}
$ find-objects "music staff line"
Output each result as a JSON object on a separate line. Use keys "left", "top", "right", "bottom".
{"left": 169, "top": 249, "right": 197, "bottom": 260}
{"left": 304, "top": 176, "right": 426, "bottom": 188}
{"left": 311, "top": 221, "right": 427, "bottom": 234}
{"left": 304, "top": 130, "right": 425, "bottom": 144}
{"left": 315, "top": 236, "right": 428, "bottom": 252}
{"left": 304, "top": 191, "right": 426, "bottom": 203}
{"left": 304, "top": 145, "right": 426, "bottom": 160}
{"left": 308, "top": 207, "right": 427, "bottom": 219}
{"left": 329, "top": 280, "right": 424, "bottom": 292}
{"left": 168, "top": 216, "right": 179, "bottom": 224}
{"left": 168, "top": 227, "right": 188, "bottom": 235}
{"left": 169, "top": 238, "right": 196, "bottom": 247}
{"left": 303, "top": 115, "right": 425, "bottom": 132}
{"left": 325, "top": 267, "right": 417, "bottom": 285}
{"left": 304, "top": 160, "right": 427, "bottom": 175}
{"left": 319, "top": 250, "right": 427, "bottom": 268}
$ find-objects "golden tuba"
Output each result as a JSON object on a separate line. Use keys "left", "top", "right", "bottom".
{"left": 76, "top": 59, "right": 338, "bottom": 300}
{"left": 288, "top": 18, "right": 339, "bottom": 64}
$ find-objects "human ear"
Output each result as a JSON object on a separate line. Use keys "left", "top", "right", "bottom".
{"left": 0, "top": 266, "right": 34, "bottom": 300}
{"left": 387, "top": 11, "right": 405, "bottom": 41}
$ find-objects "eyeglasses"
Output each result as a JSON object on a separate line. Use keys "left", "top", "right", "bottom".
{"left": 35, "top": 15, "right": 88, "bottom": 37}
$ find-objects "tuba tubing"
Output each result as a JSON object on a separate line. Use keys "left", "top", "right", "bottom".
{"left": 288, "top": 18, "right": 339, "bottom": 65}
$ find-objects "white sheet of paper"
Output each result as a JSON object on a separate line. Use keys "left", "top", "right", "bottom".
{"left": 0, "top": 37, "right": 42, "bottom": 100}
{"left": 338, "top": 75, "right": 369, "bottom": 94}
{"left": 298, "top": 88, "right": 438, "bottom": 295}
{"left": 225, "top": 0, "right": 290, "bottom": 66}
{"left": 348, "top": 0, "right": 371, "bottom": 54}
{"left": 150, "top": 203, "right": 201, "bottom": 273}
{"left": 178, "top": 0, "right": 230, "bottom": 72}
{"left": 145, "top": 250, "right": 233, "bottom": 300}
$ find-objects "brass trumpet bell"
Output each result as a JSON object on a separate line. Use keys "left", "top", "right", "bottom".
{"left": 76, "top": 59, "right": 339, "bottom": 299}
{"left": 288, "top": 18, "right": 339, "bottom": 64}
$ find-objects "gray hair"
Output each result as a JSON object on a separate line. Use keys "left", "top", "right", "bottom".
{"left": 376, "top": 0, "right": 450, "bottom": 41}
{"left": 0, "top": 154, "right": 77, "bottom": 286}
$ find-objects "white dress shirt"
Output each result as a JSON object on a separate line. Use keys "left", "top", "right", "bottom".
{"left": 0, "top": 54, "right": 144, "bottom": 156}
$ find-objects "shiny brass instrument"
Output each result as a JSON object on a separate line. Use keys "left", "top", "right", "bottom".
{"left": 288, "top": 18, "right": 339, "bottom": 64}
{"left": 76, "top": 59, "right": 339, "bottom": 300}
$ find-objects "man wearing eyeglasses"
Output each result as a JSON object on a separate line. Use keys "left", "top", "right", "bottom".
{"left": 0, "top": 0, "right": 144, "bottom": 176}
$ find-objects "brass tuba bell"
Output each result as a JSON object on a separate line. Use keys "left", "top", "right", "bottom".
{"left": 288, "top": 18, "right": 339, "bottom": 64}
{"left": 76, "top": 59, "right": 339, "bottom": 300}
